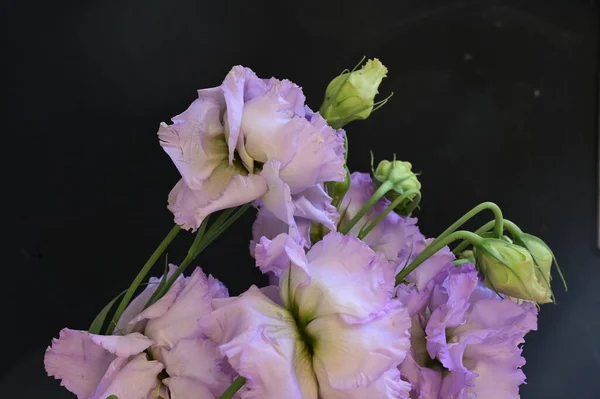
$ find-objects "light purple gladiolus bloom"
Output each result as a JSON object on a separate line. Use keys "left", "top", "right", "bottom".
{"left": 396, "top": 263, "right": 538, "bottom": 399}
{"left": 44, "top": 266, "right": 236, "bottom": 399}
{"left": 202, "top": 232, "right": 412, "bottom": 399}
{"left": 158, "top": 66, "right": 346, "bottom": 233}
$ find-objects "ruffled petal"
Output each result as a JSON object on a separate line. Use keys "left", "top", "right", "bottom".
{"left": 308, "top": 300, "right": 411, "bottom": 389}
{"left": 426, "top": 267, "right": 479, "bottom": 361}
{"left": 129, "top": 278, "right": 185, "bottom": 326}
{"left": 396, "top": 236, "right": 455, "bottom": 290}
{"left": 294, "top": 232, "right": 394, "bottom": 321}
{"left": 251, "top": 185, "right": 338, "bottom": 252}
{"left": 399, "top": 351, "right": 442, "bottom": 399}
{"left": 254, "top": 233, "right": 307, "bottom": 277}
{"left": 457, "top": 335, "right": 528, "bottom": 399}
{"left": 168, "top": 171, "right": 267, "bottom": 232}
{"left": 316, "top": 366, "right": 411, "bottom": 399}
{"left": 44, "top": 329, "right": 115, "bottom": 398}
{"left": 250, "top": 206, "right": 289, "bottom": 256}
{"left": 158, "top": 97, "right": 228, "bottom": 190}
{"left": 117, "top": 264, "right": 180, "bottom": 334}
{"left": 89, "top": 354, "right": 164, "bottom": 399}
{"left": 160, "top": 338, "right": 232, "bottom": 397}
{"left": 201, "top": 286, "right": 318, "bottom": 399}
{"left": 145, "top": 268, "right": 217, "bottom": 348}
{"left": 278, "top": 113, "right": 345, "bottom": 194}
{"left": 89, "top": 333, "right": 153, "bottom": 358}
{"left": 292, "top": 185, "right": 338, "bottom": 232}
{"left": 221, "top": 66, "right": 269, "bottom": 163}
{"left": 242, "top": 82, "right": 304, "bottom": 165}
{"left": 163, "top": 377, "right": 215, "bottom": 398}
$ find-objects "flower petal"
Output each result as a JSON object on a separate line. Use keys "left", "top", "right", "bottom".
{"left": 254, "top": 233, "right": 307, "bottom": 277}
{"left": 399, "top": 351, "right": 442, "bottom": 399}
{"left": 221, "top": 66, "right": 268, "bottom": 163}
{"left": 89, "top": 353, "right": 164, "bottom": 399}
{"left": 292, "top": 185, "right": 338, "bottom": 232}
{"left": 145, "top": 268, "right": 217, "bottom": 348}
{"left": 294, "top": 232, "right": 395, "bottom": 321}
{"left": 396, "top": 236, "right": 455, "bottom": 290}
{"left": 160, "top": 338, "right": 232, "bottom": 397}
{"left": 158, "top": 96, "right": 228, "bottom": 190}
{"left": 201, "top": 286, "right": 318, "bottom": 399}
{"left": 116, "top": 264, "right": 180, "bottom": 334}
{"left": 308, "top": 300, "right": 411, "bottom": 389}
{"left": 426, "top": 267, "right": 479, "bottom": 361}
{"left": 242, "top": 82, "right": 304, "bottom": 164}
{"left": 278, "top": 113, "right": 345, "bottom": 194}
{"left": 89, "top": 333, "right": 153, "bottom": 358}
{"left": 316, "top": 367, "right": 411, "bottom": 399}
{"left": 44, "top": 329, "right": 115, "bottom": 398}
{"left": 456, "top": 335, "right": 528, "bottom": 399}
{"left": 168, "top": 171, "right": 267, "bottom": 232}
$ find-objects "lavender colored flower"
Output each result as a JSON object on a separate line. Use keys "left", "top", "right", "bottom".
{"left": 159, "top": 66, "right": 346, "bottom": 233}
{"left": 45, "top": 266, "right": 235, "bottom": 399}
{"left": 201, "top": 232, "right": 412, "bottom": 398}
{"left": 396, "top": 263, "right": 538, "bottom": 399}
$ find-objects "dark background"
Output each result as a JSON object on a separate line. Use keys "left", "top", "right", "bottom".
{"left": 2, "top": 0, "right": 598, "bottom": 397}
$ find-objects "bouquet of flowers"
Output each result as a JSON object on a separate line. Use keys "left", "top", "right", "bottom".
{"left": 44, "top": 58, "right": 566, "bottom": 399}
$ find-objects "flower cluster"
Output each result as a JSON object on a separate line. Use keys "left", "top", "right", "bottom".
{"left": 45, "top": 61, "right": 563, "bottom": 398}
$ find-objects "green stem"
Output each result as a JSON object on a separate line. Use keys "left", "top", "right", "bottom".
{"left": 145, "top": 218, "right": 210, "bottom": 307}
{"left": 358, "top": 189, "right": 420, "bottom": 239}
{"left": 106, "top": 224, "right": 180, "bottom": 334}
{"left": 196, "top": 203, "right": 252, "bottom": 253}
{"left": 502, "top": 219, "right": 523, "bottom": 236}
{"left": 452, "top": 220, "right": 496, "bottom": 255}
{"left": 395, "top": 230, "right": 483, "bottom": 286}
{"left": 403, "top": 190, "right": 422, "bottom": 216}
{"left": 340, "top": 180, "right": 393, "bottom": 234}
{"left": 436, "top": 202, "right": 504, "bottom": 243}
{"left": 145, "top": 204, "right": 252, "bottom": 307}
{"left": 219, "top": 377, "right": 246, "bottom": 399}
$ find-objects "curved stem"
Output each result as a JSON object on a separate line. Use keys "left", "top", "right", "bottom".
{"left": 403, "top": 190, "right": 422, "bottom": 216}
{"left": 106, "top": 224, "right": 180, "bottom": 334}
{"left": 502, "top": 219, "right": 523, "bottom": 237}
{"left": 452, "top": 220, "right": 496, "bottom": 255}
{"left": 436, "top": 202, "right": 504, "bottom": 243}
{"left": 340, "top": 180, "right": 393, "bottom": 234}
{"left": 219, "top": 377, "right": 246, "bottom": 399}
{"left": 358, "top": 189, "right": 420, "bottom": 239}
{"left": 395, "top": 230, "right": 483, "bottom": 286}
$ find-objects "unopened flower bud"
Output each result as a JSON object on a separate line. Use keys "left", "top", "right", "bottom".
{"left": 320, "top": 59, "right": 388, "bottom": 129}
{"left": 374, "top": 160, "right": 421, "bottom": 193}
{"left": 474, "top": 238, "right": 552, "bottom": 304}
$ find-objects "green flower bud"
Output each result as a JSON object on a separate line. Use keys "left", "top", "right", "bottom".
{"left": 474, "top": 238, "right": 552, "bottom": 304}
{"left": 320, "top": 58, "right": 388, "bottom": 129}
{"left": 374, "top": 160, "right": 422, "bottom": 193}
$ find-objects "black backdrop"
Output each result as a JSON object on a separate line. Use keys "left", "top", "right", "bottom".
{"left": 3, "top": 0, "right": 599, "bottom": 397}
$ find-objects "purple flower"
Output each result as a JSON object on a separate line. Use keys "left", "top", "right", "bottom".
{"left": 396, "top": 264, "right": 538, "bottom": 398}
{"left": 159, "top": 66, "right": 346, "bottom": 232}
{"left": 201, "top": 232, "right": 412, "bottom": 398}
{"left": 44, "top": 266, "right": 236, "bottom": 399}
